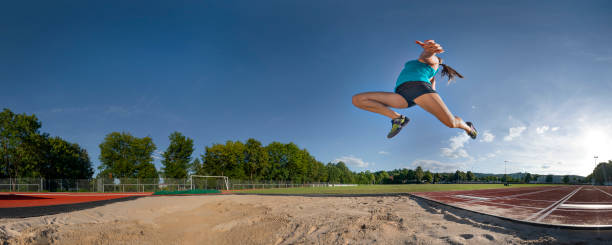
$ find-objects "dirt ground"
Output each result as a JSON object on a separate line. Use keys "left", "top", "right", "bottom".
{"left": 1, "top": 194, "right": 611, "bottom": 244}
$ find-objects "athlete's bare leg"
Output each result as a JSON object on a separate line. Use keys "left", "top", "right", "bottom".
{"left": 413, "top": 93, "right": 472, "bottom": 133}
{"left": 352, "top": 92, "right": 409, "bottom": 119}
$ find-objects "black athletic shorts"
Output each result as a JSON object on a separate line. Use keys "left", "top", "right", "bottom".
{"left": 394, "top": 81, "right": 437, "bottom": 108}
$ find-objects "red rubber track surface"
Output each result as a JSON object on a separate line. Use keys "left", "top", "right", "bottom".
{"left": 0, "top": 192, "right": 153, "bottom": 208}
{"left": 412, "top": 185, "right": 612, "bottom": 227}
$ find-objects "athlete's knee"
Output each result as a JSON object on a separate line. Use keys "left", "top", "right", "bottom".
{"left": 352, "top": 94, "right": 366, "bottom": 106}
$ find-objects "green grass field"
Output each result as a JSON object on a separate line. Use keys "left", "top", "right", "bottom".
{"left": 232, "top": 184, "right": 563, "bottom": 195}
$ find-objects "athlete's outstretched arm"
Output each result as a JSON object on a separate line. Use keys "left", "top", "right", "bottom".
{"left": 416, "top": 40, "right": 443, "bottom": 66}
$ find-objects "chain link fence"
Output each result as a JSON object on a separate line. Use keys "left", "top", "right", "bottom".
{"left": 0, "top": 178, "right": 331, "bottom": 192}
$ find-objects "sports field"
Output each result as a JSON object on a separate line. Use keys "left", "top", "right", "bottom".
{"left": 233, "top": 184, "right": 561, "bottom": 195}
{"left": 2, "top": 185, "right": 611, "bottom": 244}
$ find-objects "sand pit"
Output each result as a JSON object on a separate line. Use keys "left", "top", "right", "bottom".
{"left": 1, "top": 194, "right": 611, "bottom": 244}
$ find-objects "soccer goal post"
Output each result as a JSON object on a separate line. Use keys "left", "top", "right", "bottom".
{"left": 190, "top": 175, "right": 229, "bottom": 191}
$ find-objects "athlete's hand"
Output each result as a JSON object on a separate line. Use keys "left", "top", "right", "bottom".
{"left": 416, "top": 40, "right": 444, "bottom": 54}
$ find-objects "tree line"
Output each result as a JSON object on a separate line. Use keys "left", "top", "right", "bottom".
{"left": 0, "top": 109, "right": 93, "bottom": 179}
{"left": 2, "top": 108, "right": 606, "bottom": 185}
{"left": 586, "top": 160, "right": 612, "bottom": 185}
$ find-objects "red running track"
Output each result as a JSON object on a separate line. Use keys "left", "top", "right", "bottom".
{"left": 412, "top": 185, "right": 612, "bottom": 227}
{"left": 0, "top": 192, "right": 153, "bottom": 208}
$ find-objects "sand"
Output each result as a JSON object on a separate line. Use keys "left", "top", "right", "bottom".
{"left": 1, "top": 194, "right": 611, "bottom": 244}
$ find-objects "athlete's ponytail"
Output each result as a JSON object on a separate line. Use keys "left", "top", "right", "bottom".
{"left": 438, "top": 57, "right": 464, "bottom": 84}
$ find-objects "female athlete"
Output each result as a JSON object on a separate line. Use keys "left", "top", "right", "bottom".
{"left": 352, "top": 40, "right": 477, "bottom": 139}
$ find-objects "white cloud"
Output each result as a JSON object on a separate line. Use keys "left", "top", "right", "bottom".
{"left": 504, "top": 126, "right": 526, "bottom": 141}
{"left": 441, "top": 133, "right": 471, "bottom": 159}
{"left": 479, "top": 130, "right": 495, "bottom": 142}
{"left": 378, "top": 151, "right": 389, "bottom": 155}
{"left": 409, "top": 159, "right": 466, "bottom": 173}
{"left": 334, "top": 156, "right": 372, "bottom": 168}
{"left": 536, "top": 126, "right": 550, "bottom": 134}
{"left": 551, "top": 127, "right": 560, "bottom": 132}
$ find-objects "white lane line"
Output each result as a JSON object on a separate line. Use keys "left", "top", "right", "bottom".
{"left": 459, "top": 186, "right": 572, "bottom": 204}
{"left": 558, "top": 204, "right": 612, "bottom": 210}
{"left": 454, "top": 195, "right": 491, "bottom": 200}
{"left": 594, "top": 186, "right": 612, "bottom": 198}
{"left": 525, "top": 187, "right": 581, "bottom": 221}
{"left": 462, "top": 201, "right": 541, "bottom": 210}
{"left": 534, "top": 186, "right": 583, "bottom": 222}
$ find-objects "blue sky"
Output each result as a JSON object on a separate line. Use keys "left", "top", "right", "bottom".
{"left": 2, "top": 0, "right": 611, "bottom": 176}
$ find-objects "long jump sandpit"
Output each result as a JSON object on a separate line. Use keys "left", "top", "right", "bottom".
{"left": 2, "top": 193, "right": 612, "bottom": 244}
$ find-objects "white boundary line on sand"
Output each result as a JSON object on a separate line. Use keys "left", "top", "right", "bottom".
{"left": 533, "top": 186, "right": 583, "bottom": 222}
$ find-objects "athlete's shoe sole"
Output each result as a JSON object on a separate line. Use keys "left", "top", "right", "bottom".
{"left": 466, "top": 122, "right": 477, "bottom": 139}
{"left": 387, "top": 116, "right": 410, "bottom": 139}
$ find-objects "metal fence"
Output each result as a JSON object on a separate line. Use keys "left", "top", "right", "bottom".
{"left": 0, "top": 178, "right": 332, "bottom": 192}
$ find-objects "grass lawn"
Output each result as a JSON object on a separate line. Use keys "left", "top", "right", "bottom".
{"left": 231, "top": 184, "right": 564, "bottom": 195}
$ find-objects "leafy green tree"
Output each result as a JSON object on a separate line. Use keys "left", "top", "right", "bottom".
{"left": 336, "top": 161, "right": 354, "bottom": 184}
{"left": 265, "top": 141, "right": 290, "bottom": 180}
{"left": 327, "top": 162, "right": 341, "bottom": 183}
{"left": 424, "top": 171, "right": 433, "bottom": 183}
{"left": 190, "top": 158, "right": 205, "bottom": 175}
{"left": 202, "top": 140, "right": 246, "bottom": 179}
{"left": 433, "top": 173, "right": 442, "bottom": 183}
{"left": 41, "top": 136, "right": 94, "bottom": 179}
{"left": 466, "top": 171, "right": 475, "bottom": 181}
{"left": 367, "top": 171, "right": 375, "bottom": 185}
{"left": 591, "top": 161, "right": 612, "bottom": 185}
{"left": 562, "top": 175, "right": 570, "bottom": 184}
{"left": 454, "top": 170, "right": 466, "bottom": 182}
{"left": 546, "top": 174, "right": 553, "bottom": 183}
{"left": 285, "top": 144, "right": 308, "bottom": 182}
{"left": 98, "top": 132, "right": 158, "bottom": 179}
{"left": 377, "top": 171, "right": 390, "bottom": 184}
{"left": 415, "top": 166, "right": 424, "bottom": 183}
{"left": 243, "top": 138, "right": 269, "bottom": 181}
{"left": 161, "top": 132, "right": 194, "bottom": 179}
{"left": 0, "top": 109, "right": 44, "bottom": 178}
{"left": 523, "top": 173, "right": 532, "bottom": 183}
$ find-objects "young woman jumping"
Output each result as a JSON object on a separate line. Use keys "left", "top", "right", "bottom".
{"left": 352, "top": 40, "right": 477, "bottom": 139}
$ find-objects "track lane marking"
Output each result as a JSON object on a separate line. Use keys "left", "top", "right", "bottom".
{"left": 458, "top": 186, "right": 573, "bottom": 204}
{"left": 454, "top": 195, "right": 491, "bottom": 200}
{"left": 558, "top": 204, "right": 612, "bottom": 210}
{"left": 533, "top": 186, "right": 583, "bottom": 222}
{"left": 457, "top": 201, "right": 541, "bottom": 210}
{"left": 525, "top": 186, "right": 581, "bottom": 221}
{"left": 594, "top": 186, "right": 612, "bottom": 198}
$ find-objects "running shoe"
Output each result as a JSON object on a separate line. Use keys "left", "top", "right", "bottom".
{"left": 387, "top": 115, "right": 409, "bottom": 139}
{"left": 466, "top": 121, "right": 477, "bottom": 139}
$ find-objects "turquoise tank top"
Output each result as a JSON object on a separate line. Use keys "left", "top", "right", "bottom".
{"left": 395, "top": 60, "right": 439, "bottom": 89}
